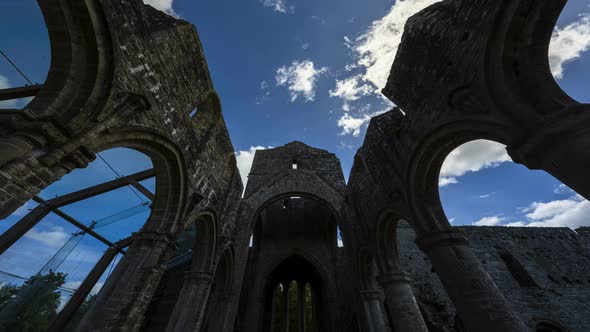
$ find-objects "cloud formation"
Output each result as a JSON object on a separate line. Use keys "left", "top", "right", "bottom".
{"left": 337, "top": 114, "right": 371, "bottom": 137}
{"left": 261, "top": 0, "right": 294, "bottom": 14}
{"left": 235, "top": 146, "right": 271, "bottom": 190}
{"left": 346, "top": 0, "right": 441, "bottom": 94}
{"left": 0, "top": 75, "right": 17, "bottom": 108}
{"left": 25, "top": 225, "right": 71, "bottom": 249}
{"left": 472, "top": 215, "right": 504, "bottom": 226}
{"left": 472, "top": 193, "right": 590, "bottom": 229}
{"left": 439, "top": 140, "right": 511, "bottom": 187}
{"left": 549, "top": 14, "right": 590, "bottom": 79}
{"left": 276, "top": 60, "right": 327, "bottom": 102}
{"left": 143, "top": 0, "right": 176, "bottom": 15}
{"left": 329, "top": 75, "right": 372, "bottom": 103}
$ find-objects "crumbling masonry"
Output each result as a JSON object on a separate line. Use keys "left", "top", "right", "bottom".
{"left": 0, "top": 0, "right": 589, "bottom": 331}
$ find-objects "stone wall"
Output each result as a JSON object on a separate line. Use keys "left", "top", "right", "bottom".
{"left": 397, "top": 222, "right": 590, "bottom": 331}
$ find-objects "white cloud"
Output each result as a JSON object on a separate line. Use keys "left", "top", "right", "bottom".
{"left": 479, "top": 192, "right": 495, "bottom": 199}
{"left": 439, "top": 140, "right": 511, "bottom": 186}
{"left": 337, "top": 113, "right": 371, "bottom": 137}
{"left": 261, "top": 0, "right": 294, "bottom": 14}
{"left": 276, "top": 60, "right": 327, "bottom": 102}
{"left": 549, "top": 14, "right": 590, "bottom": 79}
{"left": 0, "top": 75, "right": 17, "bottom": 108}
{"left": 554, "top": 183, "right": 575, "bottom": 195}
{"left": 438, "top": 177, "right": 458, "bottom": 187}
{"left": 24, "top": 225, "right": 70, "bottom": 249}
{"left": 473, "top": 215, "right": 504, "bottom": 226}
{"left": 524, "top": 198, "right": 581, "bottom": 221}
{"left": 143, "top": 0, "right": 176, "bottom": 15}
{"left": 329, "top": 75, "right": 372, "bottom": 102}
{"left": 235, "top": 146, "right": 271, "bottom": 190}
{"left": 347, "top": 0, "right": 442, "bottom": 94}
{"left": 511, "top": 195, "right": 590, "bottom": 228}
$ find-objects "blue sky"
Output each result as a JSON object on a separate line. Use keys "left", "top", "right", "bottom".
{"left": 0, "top": 0, "right": 589, "bottom": 307}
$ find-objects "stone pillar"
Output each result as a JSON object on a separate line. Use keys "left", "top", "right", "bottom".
{"left": 48, "top": 246, "right": 118, "bottom": 332}
{"left": 284, "top": 283, "right": 290, "bottom": 332}
{"left": 165, "top": 270, "right": 214, "bottom": 332}
{"left": 297, "top": 282, "right": 305, "bottom": 332}
{"left": 311, "top": 286, "right": 319, "bottom": 332}
{"left": 0, "top": 204, "right": 50, "bottom": 254}
{"left": 359, "top": 290, "right": 387, "bottom": 332}
{"left": 76, "top": 231, "right": 172, "bottom": 332}
{"left": 271, "top": 287, "right": 280, "bottom": 331}
{"left": 377, "top": 272, "right": 428, "bottom": 332}
{"left": 416, "top": 229, "right": 526, "bottom": 332}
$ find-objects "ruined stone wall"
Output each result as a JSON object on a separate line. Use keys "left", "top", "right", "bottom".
{"left": 398, "top": 223, "right": 590, "bottom": 332}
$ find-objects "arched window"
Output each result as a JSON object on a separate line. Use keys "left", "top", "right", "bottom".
{"left": 548, "top": 1, "right": 590, "bottom": 103}
{"left": 438, "top": 139, "right": 587, "bottom": 229}
{"left": 0, "top": 147, "right": 154, "bottom": 331}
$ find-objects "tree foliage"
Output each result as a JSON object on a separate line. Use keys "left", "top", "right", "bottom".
{"left": 0, "top": 271, "right": 66, "bottom": 332}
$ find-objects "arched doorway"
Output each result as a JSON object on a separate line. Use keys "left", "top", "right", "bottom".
{"left": 141, "top": 212, "right": 217, "bottom": 331}
{"left": 239, "top": 194, "right": 343, "bottom": 332}
{"left": 263, "top": 255, "right": 323, "bottom": 332}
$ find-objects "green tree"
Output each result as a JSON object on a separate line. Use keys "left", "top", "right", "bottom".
{"left": 0, "top": 284, "right": 18, "bottom": 310}
{"left": 0, "top": 271, "right": 66, "bottom": 332}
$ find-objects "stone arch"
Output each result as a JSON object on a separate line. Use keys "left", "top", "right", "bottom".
{"left": 260, "top": 250, "right": 335, "bottom": 332}
{"left": 374, "top": 209, "right": 402, "bottom": 276}
{"left": 405, "top": 121, "right": 513, "bottom": 235}
{"left": 87, "top": 126, "right": 189, "bottom": 234}
{"left": 31, "top": 0, "right": 114, "bottom": 128}
{"left": 192, "top": 90, "right": 223, "bottom": 146}
{"left": 259, "top": 249, "right": 336, "bottom": 301}
{"left": 203, "top": 246, "right": 235, "bottom": 331}
{"left": 486, "top": 1, "right": 578, "bottom": 115}
{"left": 184, "top": 209, "right": 217, "bottom": 275}
{"left": 239, "top": 170, "right": 347, "bottom": 245}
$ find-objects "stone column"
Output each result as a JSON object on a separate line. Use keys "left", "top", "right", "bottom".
{"left": 0, "top": 204, "right": 50, "bottom": 254}
{"left": 359, "top": 290, "right": 387, "bottom": 332}
{"left": 165, "top": 270, "right": 214, "bottom": 332}
{"left": 76, "top": 231, "right": 172, "bottom": 332}
{"left": 284, "top": 283, "right": 290, "bottom": 332}
{"left": 271, "top": 287, "right": 280, "bottom": 331}
{"left": 48, "top": 246, "right": 118, "bottom": 332}
{"left": 377, "top": 272, "right": 427, "bottom": 332}
{"left": 416, "top": 229, "right": 526, "bottom": 332}
{"left": 297, "top": 282, "right": 305, "bottom": 332}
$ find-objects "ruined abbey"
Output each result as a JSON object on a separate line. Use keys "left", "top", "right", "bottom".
{"left": 0, "top": 0, "right": 589, "bottom": 331}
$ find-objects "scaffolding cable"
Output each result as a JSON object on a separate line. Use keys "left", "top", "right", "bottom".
{"left": 34, "top": 202, "right": 150, "bottom": 278}
{"left": 93, "top": 202, "right": 151, "bottom": 229}
{"left": 0, "top": 49, "right": 34, "bottom": 85}
{"left": 38, "top": 231, "right": 86, "bottom": 276}
{"left": 96, "top": 152, "right": 150, "bottom": 204}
